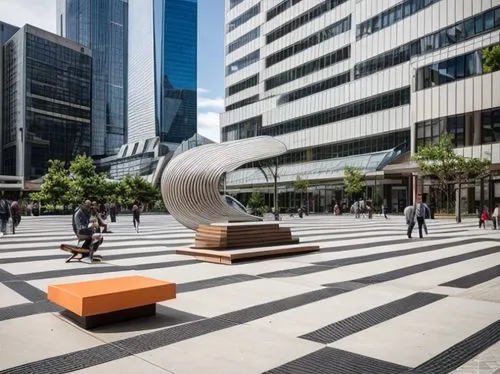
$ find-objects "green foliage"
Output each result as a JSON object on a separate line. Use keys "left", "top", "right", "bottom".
{"left": 483, "top": 46, "right": 500, "bottom": 74}
{"left": 67, "top": 154, "right": 110, "bottom": 203}
{"left": 247, "top": 191, "right": 265, "bottom": 210}
{"left": 32, "top": 155, "right": 162, "bottom": 209}
{"left": 343, "top": 166, "right": 365, "bottom": 196}
{"left": 32, "top": 160, "right": 71, "bottom": 205}
{"left": 412, "top": 133, "right": 491, "bottom": 188}
{"left": 293, "top": 177, "right": 309, "bottom": 192}
{"left": 119, "top": 175, "right": 161, "bottom": 206}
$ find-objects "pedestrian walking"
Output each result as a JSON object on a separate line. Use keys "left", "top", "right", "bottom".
{"left": 132, "top": 203, "right": 141, "bottom": 233}
{"left": 406, "top": 194, "right": 426, "bottom": 239}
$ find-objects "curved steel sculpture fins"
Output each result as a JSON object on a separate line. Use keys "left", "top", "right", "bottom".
{"left": 161, "top": 136, "right": 287, "bottom": 230}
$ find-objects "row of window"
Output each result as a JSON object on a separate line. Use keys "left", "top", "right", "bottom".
{"left": 277, "top": 71, "right": 350, "bottom": 105}
{"left": 227, "top": 3, "right": 260, "bottom": 33}
{"left": 226, "top": 50, "right": 260, "bottom": 76}
{"left": 356, "top": 0, "right": 440, "bottom": 40}
{"left": 222, "top": 115, "right": 262, "bottom": 142}
{"left": 227, "top": 74, "right": 259, "bottom": 96}
{"left": 227, "top": 27, "right": 260, "bottom": 54}
{"left": 266, "top": 0, "right": 348, "bottom": 45}
{"left": 229, "top": 0, "right": 245, "bottom": 10}
{"left": 265, "top": 46, "right": 350, "bottom": 91}
{"left": 267, "top": 0, "right": 302, "bottom": 21}
{"left": 225, "top": 95, "right": 259, "bottom": 111}
{"left": 241, "top": 130, "right": 410, "bottom": 168}
{"left": 415, "top": 48, "right": 486, "bottom": 90}
{"left": 354, "top": 7, "right": 500, "bottom": 80}
{"left": 416, "top": 108, "right": 500, "bottom": 149}
{"left": 266, "top": 15, "right": 351, "bottom": 68}
{"left": 261, "top": 87, "right": 410, "bottom": 137}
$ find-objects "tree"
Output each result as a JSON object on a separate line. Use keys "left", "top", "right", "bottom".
{"left": 68, "top": 154, "right": 110, "bottom": 204}
{"left": 483, "top": 46, "right": 500, "bottom": 74}
{"left": 247, "top": 191, "right": 266, "bottom": 215}
{"left": 257, "top": 157, "right": 280, "bottom": 212}
{"left": 293, "top": 176, "right": 310, "bottom": 212}
{"left": 412, "top": 133, "right": 491, "bottom": 222}
{"left": 120, "top": 175, "right": 161, "bottom": 207}
{"left": 31, "top": 159, "right": 71, "bottom": 206}
{"left": 343, "top": 166, "right": 365, "bottom": 198}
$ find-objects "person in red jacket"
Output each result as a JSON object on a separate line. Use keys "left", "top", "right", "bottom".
{"left": 479, "top": 208, "right": 490, "bottom": 229}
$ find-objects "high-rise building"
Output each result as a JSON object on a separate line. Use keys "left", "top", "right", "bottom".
{"left": 57, "top": 0, "right": 128, "bottom": 156}
{"left": 127, "top": 0, "right": 197, "bottom": 146}
{"left": 1, "top": 24, "right": 92, "bottom": 181}
{"left": 0, "top": 21, "right": 20, "bottom": 173}
{"left": 221, "top": 0, "right": 500, "bottom": 214}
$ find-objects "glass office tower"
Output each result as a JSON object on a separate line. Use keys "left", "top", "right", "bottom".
{"left": 128, "top": 0, "right": 197, "bottom": 145}
{"left": 2, "top": 25, "right": 92, "bottom": 180}
{"left": 57, "top": 0, "right": 128, "bottom": 156}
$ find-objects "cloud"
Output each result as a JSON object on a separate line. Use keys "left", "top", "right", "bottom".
{"left": 197, "top": 112, "right": 220, "bottom": 143}
{"left": 198, "top": 96, "right": 224, "bottom": 110}
{"left": 0, "top": 0, "right": 56, "bottom": 33}
{"left": 197, "top": 88, "right": 223, "bottom": 142}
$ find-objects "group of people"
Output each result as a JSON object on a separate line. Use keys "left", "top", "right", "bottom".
{"left": 0, "top": 196, "right": 21, "bottom": 236}
{"left": 72, "top": 199, "right": 143, "bottom": 260}
{"left": 479, "top": 204, "right": 500, "bottom": 229}
{"left": 404, "top": 194, "right": 431, "bottom": 239}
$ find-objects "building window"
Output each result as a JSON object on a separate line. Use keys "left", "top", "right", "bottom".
{"left": 227, "top": 27, "right": 259, "bottom": 54}
{"left": 265, "top": 46, "right": 350, "bottom": 91}
{"left": 227, "top": 74, "right": 259, "bottom": 96}
{"left": 266, "top": 16, "right": 351, "bottom": 68}
{"left": 266, "top": 0, "right": 348, "bottom": 44}
{"left": 415, "top": 44, "right": 497, "bottom": 91}
{"left": 267, "top": 0, "right": 302, "bottom": 21}
{"left": 277, "top": 71, "right": 350, "bottom": 105}
{"left": 225, "top": 95, "right": 259, "bottom": 111}
{"left": 261, "top": 87, "right": 410, "bottom": 138}
{"left": 227, "top": 3, "right": 260, "bottom": 33}
{"left": 354, "top": 6, "right": 500, "bottom": 80}
{"left": 226, "top": 50, "right": 260, "bottom": 75}
{"left": 356, "top": 0, "right": 440, "bottom": 40}
{"left": 416, "top": 108, "right": 500, "bottom": 150}
{"left": 229, "top": 0, "right": 245, "bottom": 9}
{"left": 221, "top": 115, "right": 262, "bottom": 142}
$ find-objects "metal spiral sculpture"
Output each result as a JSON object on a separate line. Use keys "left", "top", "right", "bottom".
{"left": 161, "top": 136, "right": 288, "bottom": 230}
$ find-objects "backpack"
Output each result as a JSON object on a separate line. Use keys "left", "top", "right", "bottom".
{"left": 0, "top": 199, "right": 8, "bottom": 215}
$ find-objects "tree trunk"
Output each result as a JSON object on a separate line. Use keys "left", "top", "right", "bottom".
{"left": 455, "top": 184, "right": 461, "bottom": 223}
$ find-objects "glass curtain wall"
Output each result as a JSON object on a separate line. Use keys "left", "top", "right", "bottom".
{"left": 64, "top": 0, "right": 128, "bottom": 156}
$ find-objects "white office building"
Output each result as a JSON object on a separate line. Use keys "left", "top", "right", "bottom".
{"left": 220, "top": 0, "right": 500, "bottom": 214}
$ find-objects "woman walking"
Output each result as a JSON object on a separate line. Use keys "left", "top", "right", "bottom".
{"left": 132, "top": 203, "right": 141, "bottom": 233}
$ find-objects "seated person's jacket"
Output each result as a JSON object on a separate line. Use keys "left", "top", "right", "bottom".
{"left": 74, "top": 208, "right": 91, "bottom": 232}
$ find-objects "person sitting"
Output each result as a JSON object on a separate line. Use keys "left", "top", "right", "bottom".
{"left": 74, "top": 200, "right": 103, "bottom": 260}
{"left": 91, "top": 201, "right": 111, "bottom": 233}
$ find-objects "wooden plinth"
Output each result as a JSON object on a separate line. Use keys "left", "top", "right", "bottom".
{"left": 177, "top": 244, "right": 320, "bottom": 264}
{"left": 193, "top": 222, "right": 299, "bottom": 249}
{"left": 177, "top": 222, "right": 320, "bottom": 264}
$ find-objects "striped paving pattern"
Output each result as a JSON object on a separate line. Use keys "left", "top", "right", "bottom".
{"left": 0, "top": 214, "right": 499, "bottom": 373}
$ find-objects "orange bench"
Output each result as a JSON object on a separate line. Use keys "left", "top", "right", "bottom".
{"left": 48, "top": 275, "right": 176, "bottom": 329}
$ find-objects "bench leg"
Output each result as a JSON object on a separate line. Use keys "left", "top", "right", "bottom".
{"left": 61, "top": 303, "right": 156, "bottom": 329}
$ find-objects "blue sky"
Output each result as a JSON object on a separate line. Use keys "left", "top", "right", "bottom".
{"left": 0, "top": 0, "right": 225, "bottom": 142}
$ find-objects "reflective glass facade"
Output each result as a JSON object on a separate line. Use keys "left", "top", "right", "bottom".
{"left": 0, "top": 22, "right": 19, "bottom": 44}
{"left": 128, "top": 0, "right": 197, "bottom": 145}
{"left": 59, "top": 0, "right": 128, "bottom": 156}
{"left": 2, "top": 26, "right": 92, "bottom": 180}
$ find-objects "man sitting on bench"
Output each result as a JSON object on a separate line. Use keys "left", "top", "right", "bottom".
{"left": 74, "top": 200, "right": 103, "bottom": 260}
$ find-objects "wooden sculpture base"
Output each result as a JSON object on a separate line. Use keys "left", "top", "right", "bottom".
{"left": 176, "top": 222, "right": 320, "bottom": 264}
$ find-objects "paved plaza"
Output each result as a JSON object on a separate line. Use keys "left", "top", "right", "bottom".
{"left": 0, "top": 214, "right": 499, "bottom": 373}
